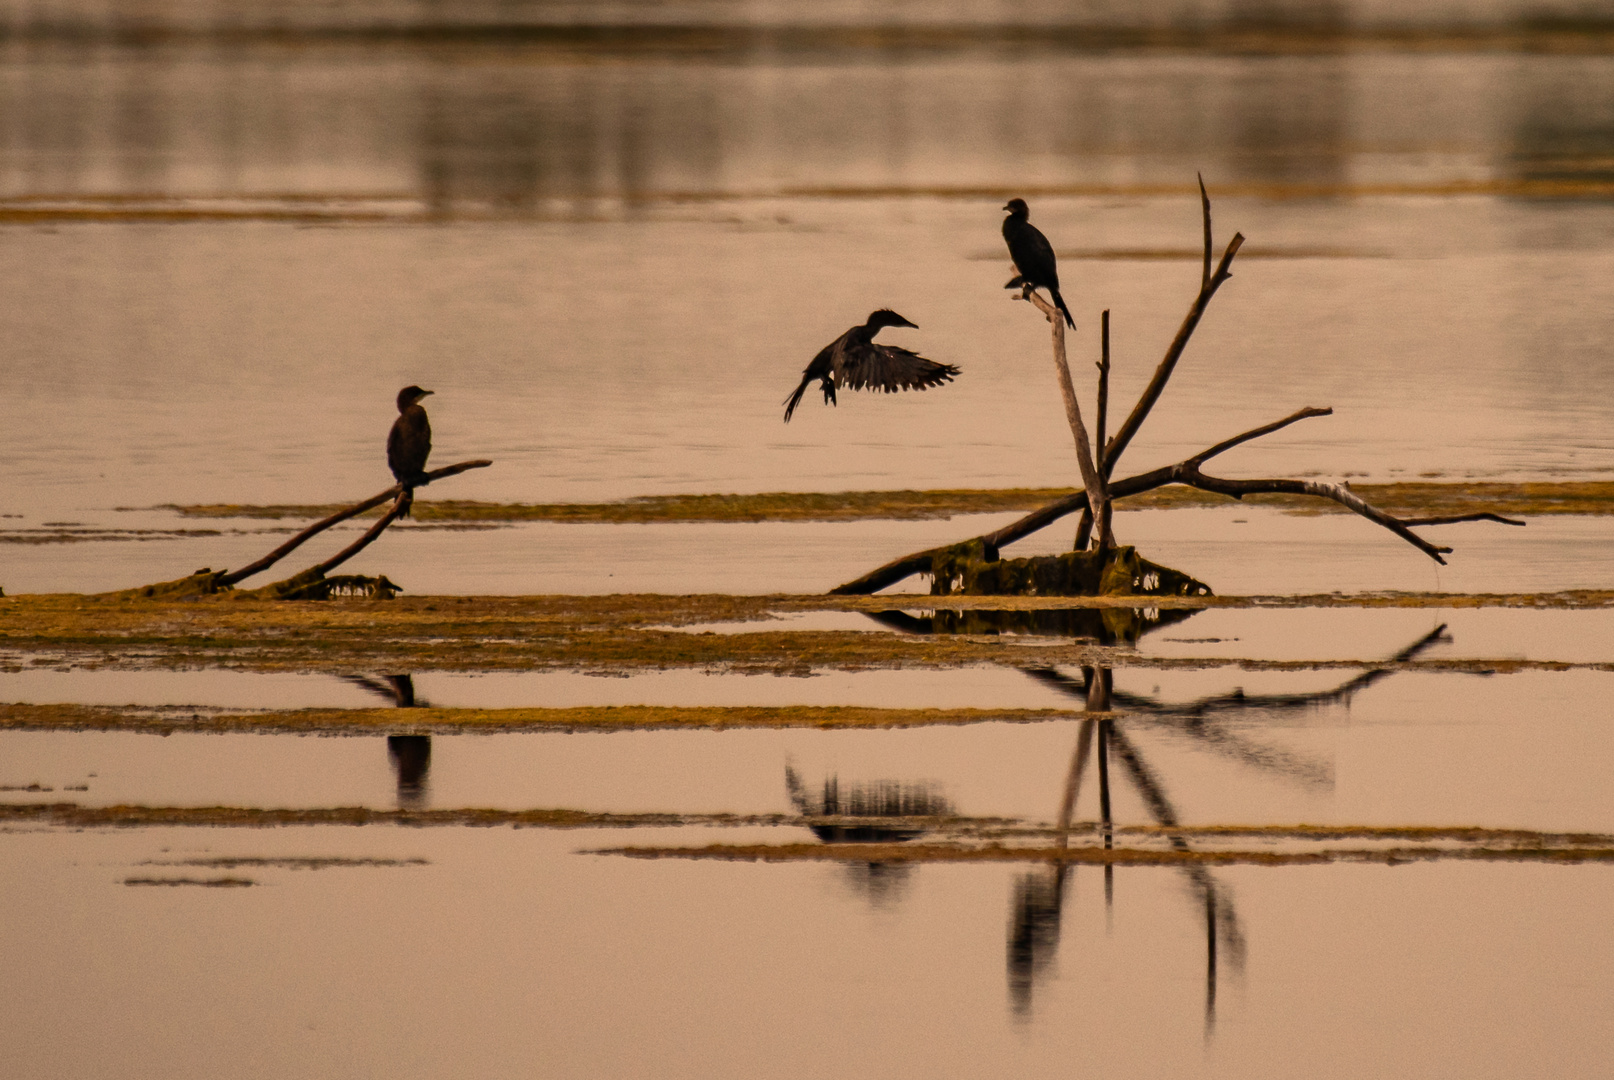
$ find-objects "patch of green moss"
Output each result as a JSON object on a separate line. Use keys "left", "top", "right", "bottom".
{"left": 931, "top": 544, "right": 1212, "bottom": 599}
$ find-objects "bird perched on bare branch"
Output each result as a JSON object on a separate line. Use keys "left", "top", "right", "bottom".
{"left": 1002, "top": 198, "right": 1075, "bottom": 329}
{"left": 387, "top": 385, "right": 433, "bottom": 517}
{"left": 782, "top": 310, "right": 961, "bottom": 422}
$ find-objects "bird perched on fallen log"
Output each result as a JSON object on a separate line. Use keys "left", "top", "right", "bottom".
{"left": 1002, "top": 198, "right": 1075, "bottom": 330}
{"left": 387, "top": 385, "right": 433, "bottom": 517}
{"left": 782, "top": 310, "right": 961, "bottom": 422}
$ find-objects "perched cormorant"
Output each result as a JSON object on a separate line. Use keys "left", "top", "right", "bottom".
{"left": 387, "top": 385, "right": 433, "bottom": 517}
{"left": 1002, "top": 198, "right": 1075, "bottom": 330}
{"left": 782, "top": 310, "right": 960, "bottom": 422}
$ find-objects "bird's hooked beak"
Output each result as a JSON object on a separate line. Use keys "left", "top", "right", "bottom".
{"left": 894, "top": 315, "right": 919, "bottom": 329}
{"left": 1002, "top": 201, "right": 1014, "bottom": 211}
{"left": 418, "top": 389, "right": 435, "bottom": 399}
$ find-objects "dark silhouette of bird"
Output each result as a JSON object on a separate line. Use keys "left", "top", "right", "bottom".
{"left": 782, "top": 310, "right": 960, "bottom": 422}
{"left": 387, "top": 385, "right": 433, "bottom": 517}
{"left": 1002, "top": 198, "right": 1075, "bottom": 330}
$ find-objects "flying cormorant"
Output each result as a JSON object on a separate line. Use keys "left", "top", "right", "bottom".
{"left": 1002, "top": 198, "right": 1075, "bottom": 330}
{"left": 387, "top": 385, "right": 433, "bottom": 516}
{"left": 782, "top": 310, "right": 960, "bottom": 422}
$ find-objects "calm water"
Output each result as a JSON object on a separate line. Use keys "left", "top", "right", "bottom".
{"left": 3, "top": 41, "right": 1614, "bottom": 530}
{"left": 5, "top": 26, "right": 1614, "bottom": 1080}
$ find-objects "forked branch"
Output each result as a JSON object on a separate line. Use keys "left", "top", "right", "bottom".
{"left": 216, "top": 458, "right": 492, "bottom": 587}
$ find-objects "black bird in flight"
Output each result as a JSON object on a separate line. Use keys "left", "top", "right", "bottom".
{"left": 1002, "top": 198, "right": 1075, "bottom": 330}
{"left": 387, "top": 385, "right": 433, "bottom": 516}
{"left": 782, "top": 310, "right": 960, "bottom": 422}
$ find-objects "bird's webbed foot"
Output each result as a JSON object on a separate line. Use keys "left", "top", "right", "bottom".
{"left": 1004, "top": 275, "right": 1026, "bottom": 290}
{"left": 821, "top": 379, "right": 837, "bottom": 406}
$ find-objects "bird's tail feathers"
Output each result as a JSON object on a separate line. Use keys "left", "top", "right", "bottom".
{"left": 782, "top": 376, "right": 811, "bottom": 423}
{"left": 1052, "top": 289, "right": 1076, "bottom": 330}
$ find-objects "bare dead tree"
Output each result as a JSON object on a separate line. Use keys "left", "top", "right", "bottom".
{"left": 831, "top": 180, "right": 1523, "bottom": 596}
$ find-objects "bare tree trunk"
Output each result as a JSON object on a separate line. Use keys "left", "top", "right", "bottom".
{"left": 1022, "top": 288, "right": 1109, "bottom": 548}
{"left": 1073, "top": 309, "right": 1112, "bottom": 552}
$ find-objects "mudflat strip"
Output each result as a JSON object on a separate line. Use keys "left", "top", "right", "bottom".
{"left": 157, "top": 480, "right": 1614, "bottom": 524}
{"left": 4, "top": 592, "right": 1613, "bottom": 674}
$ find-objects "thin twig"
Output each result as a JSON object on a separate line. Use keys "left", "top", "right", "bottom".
{"left": 1190, "top": 406, "right": 1333, "bottom": 464}
{"left": 1096, "top": 311, "right": 1114, "bottom": 549}
{"left": 1104, "top": 196, "right": 1244, "bottom": 480}
{"left": 217, "top": 458, "right": 491, "bottom": 587}
{"left": 1199, "top": 173, "right": 1212, "bottom": 292}
{"left": 1401, "top": 512, "right": 1526, "bottom": 527}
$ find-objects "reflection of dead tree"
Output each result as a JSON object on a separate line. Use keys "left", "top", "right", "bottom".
{"left": 1011, "top": 665, "right": 1248, "bottom": 1030}
{"left": 1026, "top": 622, "right": 1450, "bottom": 788}
{"left": 1017, "top": 624, "right": 1457, "bottom": 1028}
{"left": 834, "top": 181, "right": 1522, "bottom": 596}
{"left": 1103, "top": 724, "right": 1246, "bottom": 1035}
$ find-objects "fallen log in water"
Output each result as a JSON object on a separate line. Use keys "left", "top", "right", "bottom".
{"left": 115, "top": 458, "right": 491, "bottom": 600}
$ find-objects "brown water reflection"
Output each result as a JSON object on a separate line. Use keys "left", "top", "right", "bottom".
{"left": 4, "top": 45, "right": 1614, "bottom": 209}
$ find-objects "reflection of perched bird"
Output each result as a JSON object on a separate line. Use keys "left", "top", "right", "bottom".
{"left": 782, "top": 310, "right": 960, "bottom": 422}
{"left": 387, "top": 385, "right": 433, "bottom": 517}
{"left": 1002, "top": 198, "right": 1075, "bottom": 330}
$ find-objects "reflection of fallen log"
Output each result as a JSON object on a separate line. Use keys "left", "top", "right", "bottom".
{"left": 865, "top": 599, "right": 1198, "bottom": 644}
{"left": 834, "top": 182, "right": 1523, "bottom": 597}
{"left": 121, "top": 458, "right": 491, "bottom": 600}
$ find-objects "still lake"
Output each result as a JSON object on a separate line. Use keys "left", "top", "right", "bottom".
{"left": 3, "top": 25, "right": 1614, "bottom": 1080}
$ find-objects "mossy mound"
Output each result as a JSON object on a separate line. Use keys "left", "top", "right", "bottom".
{"left": 235, "top": 569, "right": 401, "bottom": 601}
{"left": 928, "top": 543, "right": 1211, "bottom": 599}
{"left": 106, "top": 569, "right": 230, "bottom": 600}
{"left": 106, "top": 568, "right": 400, "bottom": 602}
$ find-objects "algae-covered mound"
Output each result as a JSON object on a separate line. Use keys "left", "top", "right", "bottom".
{"left": 928, "top": 542, "right": 1211, "bottom": 598}
{"left": 106, "top": 568, "right": 400, "bottom": 601}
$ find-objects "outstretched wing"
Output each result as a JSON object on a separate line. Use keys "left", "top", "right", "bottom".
{"left": 837, "top": 343, "right": 960, "bottom": 395}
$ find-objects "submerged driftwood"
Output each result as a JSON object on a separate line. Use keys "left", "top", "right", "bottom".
{"left": 117, "top": 458, "right": 491, "bottom": 600}
{"left": 833, "top": 180, "right": 1522, "bottom": 597}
